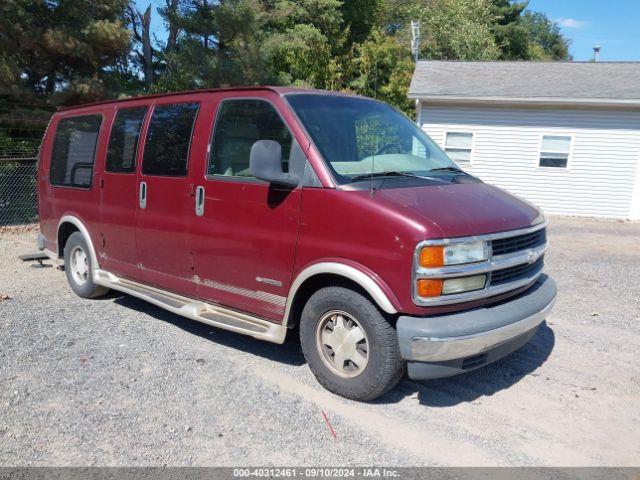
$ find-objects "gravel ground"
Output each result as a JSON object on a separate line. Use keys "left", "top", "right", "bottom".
{"left": 0, "top": 216, "right": 639, "bottom": 466}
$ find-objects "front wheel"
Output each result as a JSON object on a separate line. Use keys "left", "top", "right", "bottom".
{"left": 63, "top": 231, "right": 109, "bottom": 299}
{"left": 299, "top": 286, "right": 405, "bottom": 401}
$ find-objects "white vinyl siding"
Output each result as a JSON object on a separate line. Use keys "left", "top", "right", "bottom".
{"left": 419, "top": 104, "right": 640, "bottom": 219}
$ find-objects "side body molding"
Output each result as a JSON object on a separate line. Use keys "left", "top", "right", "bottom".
{"left": 57, "top": 215, "right": 101, "bottom": 277}
{"left": 284, "top": 262, "right": 398, "bottom": 325}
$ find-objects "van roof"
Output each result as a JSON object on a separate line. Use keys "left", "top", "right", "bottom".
{"left": 57, "top": 86, "right": 353, "bottom": 111}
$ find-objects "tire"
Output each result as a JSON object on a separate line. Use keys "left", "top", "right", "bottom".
{"left": 299, "top": 286, "right": 405, "bottom": 401}
{"left": 63, "top": 231, "right": 109, "bottom": 299}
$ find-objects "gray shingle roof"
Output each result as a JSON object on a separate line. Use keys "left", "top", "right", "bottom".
{"left": 409, "top": 61, "right": 640, "bottom": 105}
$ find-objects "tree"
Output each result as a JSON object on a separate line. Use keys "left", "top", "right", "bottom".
{"left": 155, "top": 0, "right": 270, "bottom": 90}
{"left": 260, "top": 0, "right": 344, "bottom": 87}
{"left": 347, "top": 28, "right": 415, "bottom": 115}
{"left": 0, "top": 0, "right": 575, "bottom": 112}
{"left": 127, "top": 4, "right": 154, "bottom": 88}
{"left": 160, "top": 0, "right": 181, "bottom": 53}
{"left": 0, "top": 0, "right": 131, "bottom": 103}
{"left": 154, "top": 0, "right": 348, "bottom": 90}
{"left": 262, "top": 23, "right": 333, "bottom": 87}
{"left": 490, "top": 0, "right": 530, "bottom": 59}
{"left": 377, "top": 0, "right": 501, "bottom": 62}
{"left": 418, "top": 0, "right": 501, "bottom": 60}
{"left": 521, "top": 11, "right": 571, "bottom": 60}
{"left": 339, "top": 0, "right": 384, "bottom": 46}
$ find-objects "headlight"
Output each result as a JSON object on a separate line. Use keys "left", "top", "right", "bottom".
{"left": 419, "top": 240, "right": 488, "bottom": 268}
{"left": 442, "top": 275, "right": 486, "bottom": 295}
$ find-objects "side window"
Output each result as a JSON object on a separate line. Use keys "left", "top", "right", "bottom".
{"left": 50, "top": 114, "right": 102, "bottom": 188}
{"left": 540, "top": 135, "right": 571, "bottom": 168}
{"left": 209, "top": 99, "right": 292, "bottom": 177}
{"left": 105, "top": 107, "right": 147, "bottom": 173}
{"left": 142, "top": 103, "right": 199, "bottom": 176}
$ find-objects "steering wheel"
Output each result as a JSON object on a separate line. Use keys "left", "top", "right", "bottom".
{"left": 375, "top": 143, "right": 401, "bottom": 155}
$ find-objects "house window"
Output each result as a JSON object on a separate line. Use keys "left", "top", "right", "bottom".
{"left": 444, "top": 132, "right": 473, "bottom": 165}
{"left": 540, "top": 135, "right": 571, "bottom": 168}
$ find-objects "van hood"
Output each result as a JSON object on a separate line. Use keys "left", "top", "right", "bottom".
{"left": 376, "top": 182, "right": 543, "bottom": 238}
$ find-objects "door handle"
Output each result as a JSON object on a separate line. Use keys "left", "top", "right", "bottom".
{"left": 139, "top": 181, "right": 147, "bottom": 209}
{"left": 195, "top": 185, "right": 205, "bottom": 216}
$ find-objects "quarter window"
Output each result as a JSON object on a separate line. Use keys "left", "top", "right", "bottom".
{"left": 50, "top": 115, "right": 102, "bottom": 188}
{"left": 540, "top": 135, "right": 570, "bottom": 168}
{"left": 142, "top": 103, "right": 199, "bottom": 176}
{"left": 209, "top": 99, "right": 292, "bottom": 177}
{"left": 106, "top": 107, "right": 147, "bottom": 173}
{"left": 444, "top": 132, "right": 473, "bottom": 165}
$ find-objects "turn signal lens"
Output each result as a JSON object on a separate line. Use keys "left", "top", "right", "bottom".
{"left": 419, "top": 246, "right": 444, "bottom": 268}
{"left": 416, "top": 279, "right": 443, "bottom": 297}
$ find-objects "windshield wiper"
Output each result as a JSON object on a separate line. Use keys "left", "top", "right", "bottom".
{"left": 350, "top": 171, "right": 419, "bottom": 182}
{"left": 428, "top": 166, "right": 465, "bottom": 174}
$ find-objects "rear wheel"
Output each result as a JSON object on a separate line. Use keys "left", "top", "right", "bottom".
{"left": 63, "top": 232, "right": 109, "bottom": 299}
{"left": 300, "top": 286, "right": 405, "bottom": 401}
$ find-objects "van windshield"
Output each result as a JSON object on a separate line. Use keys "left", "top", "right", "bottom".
{"left": 286, "top": 94, "right": 459, "bottom": 184}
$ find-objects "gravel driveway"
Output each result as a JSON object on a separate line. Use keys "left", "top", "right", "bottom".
{"left": 1, "top": 216, "right": 639, "bottom": 466}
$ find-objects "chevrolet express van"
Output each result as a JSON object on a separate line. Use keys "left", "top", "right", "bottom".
{"left": 37, "top": 87, "right": 556, "bottom": 401}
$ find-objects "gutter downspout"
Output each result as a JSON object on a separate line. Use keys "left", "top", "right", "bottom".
{"left": 630, "top": 145, "right": 640, "bottom": 220}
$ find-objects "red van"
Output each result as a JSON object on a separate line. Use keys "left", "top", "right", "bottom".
{"left": 37, "top": 87, "right": 556, "bottom": 400}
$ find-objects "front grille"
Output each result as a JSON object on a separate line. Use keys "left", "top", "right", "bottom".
{"left": 490, "top": 257, "right": 544, "bottom": 285}
{"left": 413, "top": 224, "right": 548, "bottom": 306}
{"left": 491, "top": 228, "right": 546, "bottom": 256}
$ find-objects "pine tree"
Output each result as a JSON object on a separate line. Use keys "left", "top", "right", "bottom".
{"left": 490, "top": 0, "right": 531, "bottom": 59}
{"left": 0, "top": 0, "right": 131, "bottom": 103}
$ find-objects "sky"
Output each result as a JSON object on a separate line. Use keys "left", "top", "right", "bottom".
{"left": 528, "top": 0, "right": 640, "bottom": 61}
{"left": 136, "top": 0, "right": 640, "bottom": 62}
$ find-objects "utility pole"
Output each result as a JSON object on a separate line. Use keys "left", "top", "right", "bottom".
{"left": 411, "top": 20, "right": 420, "bottom": 62}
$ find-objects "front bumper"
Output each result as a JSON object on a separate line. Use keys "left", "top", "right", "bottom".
{"left": 397, "top": 274, "right": 557, "bottom": 380}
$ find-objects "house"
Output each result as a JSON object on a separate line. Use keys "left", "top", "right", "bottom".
{"left": 409, "top": 61, "right": 640, "bottom": 219}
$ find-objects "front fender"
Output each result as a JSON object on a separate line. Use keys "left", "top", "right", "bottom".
{"left": 284, "top": 259, "right": 401, "bottom": 324}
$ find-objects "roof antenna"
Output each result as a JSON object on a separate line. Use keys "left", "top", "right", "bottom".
{"left": 592, "top": 45, "right": 601, "bottom": 62}
{"left": 411, "top": 21, "right": 420, "bottom": 62}
{"left": 370, "top": 136, "right": 377, "bottom": 196}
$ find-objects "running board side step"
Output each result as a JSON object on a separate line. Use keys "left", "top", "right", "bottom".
{"left": 94, "top": 269, "right": 287, "bottom": 344}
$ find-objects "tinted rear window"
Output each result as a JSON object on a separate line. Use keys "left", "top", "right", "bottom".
{"left": 106, "top": 107, "right": 147, "bottom": 173}
{"left": 142, "top": 103, "right": 199, "bottom": 176}
{"left": 50, "top": 115, "right": 102, "bottom": 188}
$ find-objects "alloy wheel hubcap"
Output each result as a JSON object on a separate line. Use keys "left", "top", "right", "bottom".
{"left": 69, "top": 246, "right": 89, "bottom": 285}
{"left": 315, "top": 310, "right": 369, "bottom": 379}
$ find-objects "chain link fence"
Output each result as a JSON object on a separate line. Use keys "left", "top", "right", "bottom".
{"left": 0, "top": 99, "right": 53, "bottom": 226}
{"left": 0, "top": 158, "right": 39, "bottom": 226}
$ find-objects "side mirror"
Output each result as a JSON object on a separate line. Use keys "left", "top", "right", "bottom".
{"left": 250, "top": 140, "right": 299, "bottom": 187}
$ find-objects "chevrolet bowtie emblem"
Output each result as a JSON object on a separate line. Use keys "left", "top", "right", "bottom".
{"left": 527, "top": 250, "right": 536, "bottom": 264}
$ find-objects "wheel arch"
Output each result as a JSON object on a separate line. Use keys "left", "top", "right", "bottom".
{"left": 284, "top": 262, "right": 399, "bottom": 328}
{"left": 56, "top": 215, "right": 100, "bottom": 270}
